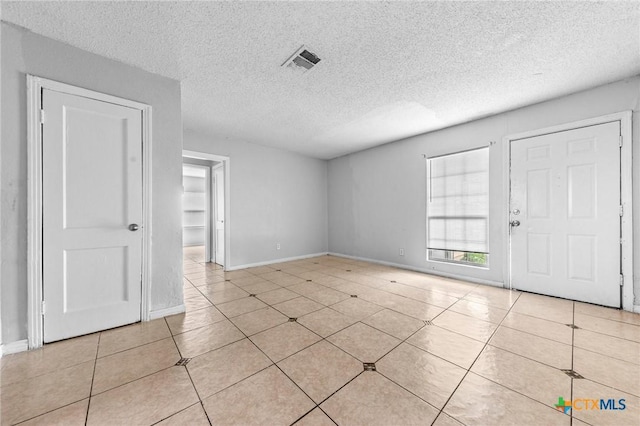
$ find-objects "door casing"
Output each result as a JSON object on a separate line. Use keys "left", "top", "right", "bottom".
{"left": 27, "top": 75, "right": 153, "bottom": 349}
{"left": 502, "top": 112, "right": 633, "bottom": 311}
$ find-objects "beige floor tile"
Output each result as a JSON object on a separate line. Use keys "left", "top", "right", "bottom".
{"left": 572, "top": 378, "right": 640, "bottom": 425}
{"left": 188, "top": 338, "right": 272, "bottom": 399}
{"left": 173, "top": 320, "right": 244, "bottom": 358}
{"left": 205, "top": 286, "right": 249, "bottom": 304}
{"left": 288, "top": 281, "right": 328, "bottom": 296}
{"left": 432, "top": 413, "right": 464, "bottom": 426}
{"left": 444, "top": 373, "right": 570, "bottom": 425}
{"left": 0, "top": 333, "right": 98, "bottom": 387}
{"left": 216, "top": 296, "right": 268, "bottom": 317}
{"left": 377, "top": 343, "right": 466, "bottom": 409}
{"left": 19, "top": 398, "right": 89, "bottom": 426}
{"left": 92, "top": 337, "right": 181, "bottom": 394}
{"left": 245, "top": 265, "right": 277, "bottom": 275}
{"left": 278, "top": 340, "right": 362, "bottom": 403}
{"left": 182, "top": 285, "right": 203, "bottom": 300}
{"left": 240, "top": 280, "right": 282, "bottom": 294}
{"left": 471, "top": 345, "right": 571, "bottom": 405}
{"left": 202, "top": 365, "right": 315, "bottom": 426}
{"left": 156, "top": 403, "right": 210, "bottom": 426}
{"left": 573, "top": 347, "right": 640, "bottom": 396}
{"left": 98, "top": 318, "right": 170, "bottom": 358}
{"left": 327, "top": 323, "right": 400, "bottom": 362}
{"left": 294, "top": 408, "right": 336, "bottom": 426}
{"left": 500, "top": 311, "right": 573, "bottom": 344}
{"left": 229, "top": 275, "right": 272, "bottom": 287}
{"left": 510, "top": 294, "right": 574, "bottom": 324}
{"left": 574, "top": 328, "right": 640, "bottom": 365}
{"left": 463, "top": 289, "right": 520, "bottom": 310}
{"left": 575, "top": 302, "right": 640, "bottom": 326}
{"left": 256, "top": 287, "right": 300, "bottom": 305}
{"left": 1, "top": 361, "right": 94, "bottom": 425}
{"left": 574, "top": 313, "right": 640, "bottom": 342}
{"left": 165, "top": 306, "right": 226, "bottom": 335}
{"left": 196, "top": 280, "right": 238, "bottom": 293}
{"left": 387, "top": 298, "right": 443, "bottom": 321}
{"left": 362, "top": 309, "right": 425, "bottom": 339}
{"left": 265, "top": 272, "right": 307, "bottom": 287}
{"left": 221, "top": 270, "right": 254, "bottom": 280}
{"left": 330, "top": 297, "right": 384, "bottom": 321}
{"left": 298, "top": 307, "right": 359, "bottom": 337}
{"left": 433, "top": 310, "right": 498, "bottom": 342}
{"left": 489, "top": 326, "right": 572, "bottom": 369}
{"left": 230, "top": 307, "right": 289, "bottom": 335}
{"left": 320, "top": 372, "right": 439, "bottom": 426}
{"left": 447, "top": 299, "right": 508, "bottom": 324}
{"left": 305, "top": 287, "right": 351, "bottom": 305}
{"left": 407, "top": 325, "right": 485, "bottom": 369}
{"left": 250, "top": 322, "right": 321, "bottom": 362}
{"left": 184, "top": 294, "right": 214, "bottom": 312}
{"left": 272, "top": 296, "right": 325, "bottom": 318}
{"left": 87, "top": 367, "right": 198, "bottom": 426}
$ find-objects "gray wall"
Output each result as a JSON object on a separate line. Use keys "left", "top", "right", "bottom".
{"left": 1, "top": 23, "right": 184, "bottom": 344}
{"left": 184, "top": 129, "right": 329, "bottom": 268}
{"left": 329, "top": 77, "right": 640, "bottom": 303}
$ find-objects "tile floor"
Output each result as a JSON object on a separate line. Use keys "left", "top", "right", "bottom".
{"left": 1, "top": 247, "right": 639, "bottom": 425}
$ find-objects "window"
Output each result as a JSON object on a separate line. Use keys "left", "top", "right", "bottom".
{"left": 426, "top": 147, "right": 489, "bottom": 266}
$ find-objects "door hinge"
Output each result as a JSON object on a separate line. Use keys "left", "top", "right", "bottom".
{"left": 619, "top": 135, "right": 623, "bottom": 148}
{"left": 41, "top": 300, "right": 46, "bottom": 315}
{"left": 619, "top": 205, "right": 624, "bottom": 216}
{"left": 620, "top": 275, "right": 624, "bottom": 287}
{"left": 40, "top": 109, "right": 46, "bottom": 124}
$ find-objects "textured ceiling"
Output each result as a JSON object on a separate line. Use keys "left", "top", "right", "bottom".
{"left": 2, "top": 1, "right": 639, "bottom": 159}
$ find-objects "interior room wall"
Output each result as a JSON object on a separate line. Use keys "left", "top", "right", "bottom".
{"left": 183, "top": 129, "right": 329, "bottom": 269}
{"left": 1, "top": 23, "right": 184, "bottom": 345}
{"left": 328, "top": 76, "right": 640, "bottom": 306}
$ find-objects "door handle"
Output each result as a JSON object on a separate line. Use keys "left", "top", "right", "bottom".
{"left": 510, "top": 220, "right": 520, "bottom": 227}
{"left": 128, "top": 223, "right": 140, "bottom": 231}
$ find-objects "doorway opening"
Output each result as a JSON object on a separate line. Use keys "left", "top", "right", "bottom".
{"left": 182, "top": 151, "right": 230, "bottom": 270}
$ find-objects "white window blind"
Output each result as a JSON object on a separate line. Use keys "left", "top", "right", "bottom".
{"left": 426, "top": 147, "right": 489, "bottom": 254}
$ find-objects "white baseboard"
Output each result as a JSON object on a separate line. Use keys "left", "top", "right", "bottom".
{"left": 1, "top": 339, "right": 29, "bottom": 357}
{"left": 226, "top": 252, "right": 329, "bottom": 271}
{"left": 633, "top": 305, "right": 640, "bottom": 314}
{"left": 149, "top": 304, "right": 185, "bottom": 320}
{"left": 328, "top": 252, "right": 505, "bottom": 288}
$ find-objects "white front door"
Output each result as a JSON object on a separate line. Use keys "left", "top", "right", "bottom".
{"left": 43, "top": 88, "right": 143, "bottom": 342}
{"left": 510, "top": 121, "right": 621, "bottom": 307}
{"left": 214, "top": 167, "right": 225, "bottom": 266}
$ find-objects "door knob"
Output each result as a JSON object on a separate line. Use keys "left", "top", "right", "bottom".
{"left": 510, "top": 220, "right": 520, "bottom": 227}
{"left": 128, "top": 223, "right": 140, "bottom": 231}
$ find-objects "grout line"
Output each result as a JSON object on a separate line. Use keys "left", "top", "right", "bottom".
{"left": 85, "top": 332, "right": 101, "bottom": 425}
{"left": 430, "top": 290, "right": 524, "bottom": 426}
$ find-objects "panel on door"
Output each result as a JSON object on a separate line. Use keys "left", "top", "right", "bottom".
{"left": 214, "top": 167, "right": 225, "bottom": 266}
{"left": 510, "top": 122, "right": 620, "bottom": 307}
{"left": 43, "top": 89, "right": 143, "bottom": 342}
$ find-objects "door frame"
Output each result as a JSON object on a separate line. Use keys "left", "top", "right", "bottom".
{"left": 26, "top": 75, "right": 153, "bottom": 349}
{"left": 182, "top": 150, "right": 231, "bottom": 270}
{"left": 502, "top": 111, "right": 633, "bottom": 311}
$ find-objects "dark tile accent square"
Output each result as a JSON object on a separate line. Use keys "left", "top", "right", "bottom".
{"left": 175, "top": 358, "right": 191, "bottom": 366}
{"left": 565, "top": 323, "right": 580, "bottom": 329}
{"left": 363, "top": 363, "right": 376, "bottom": 371}
{"left": 561, "top": 369, "right": 584, "bottom": 379}
{"left": 288, "top": 318, "right": 298, "bottom": 322}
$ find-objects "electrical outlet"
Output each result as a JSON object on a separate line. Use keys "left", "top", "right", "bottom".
{"left": 399, "top": 248, "right": 405, "bottom": 256}
{"left": 276, "top": 243, "right": 281, "bottom": 250}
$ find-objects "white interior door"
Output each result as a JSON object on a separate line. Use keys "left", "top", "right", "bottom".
{"left": 43, "top": 89, "right": 143, "bottom": 342}
{"left": 510, "top": 122, "right": 621, "bottom": 307}
{"left": 214, "top": 166, "right": 225, "bottom": 266}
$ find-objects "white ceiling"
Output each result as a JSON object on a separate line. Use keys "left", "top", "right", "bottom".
{"left": 3, "top": 1, "right": 639, "bottom": 159}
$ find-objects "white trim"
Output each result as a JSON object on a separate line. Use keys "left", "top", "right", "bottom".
{"left": 633, "top": 305, "right": 640, "bottom": 314}
{"left": 226, "top": 252, "right": 330, "bottom": 271}
{"left": 149, "top": 304, "right": 185, "bottom": 320}
{"left": 329, "top": 252, "right": 504, "bottom": 288}
{"left": 182, "top": 150, "right": 231, "bottom": 270}
{"left": 503, "top": 111, "right": 634, "bottom": 312}
{"left": 1, "top": 340, "right": 29, "bottom": 357}
{"left": 27, "top": 75, "right": 153, "bottom": 348}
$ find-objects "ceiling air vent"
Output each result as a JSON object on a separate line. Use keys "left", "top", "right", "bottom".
{"left": 282, "top": 46, "right": 321, "bottom": 73}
